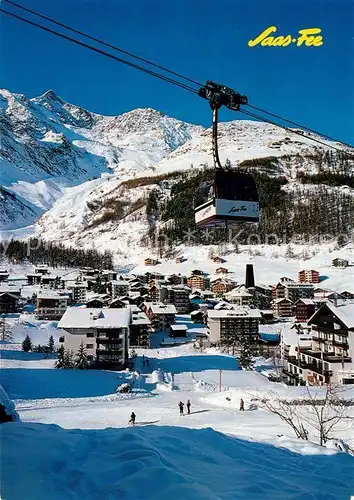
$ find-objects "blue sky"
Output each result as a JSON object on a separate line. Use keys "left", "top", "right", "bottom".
{"left": 1, "top": 0, "right": 353, "bottom": 143}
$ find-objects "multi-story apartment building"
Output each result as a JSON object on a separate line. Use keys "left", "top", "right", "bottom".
{"left": 110, "top": 280, "right": 130, "bottom": 299}
{"left": 294, "top": 298, "right": 316, "bottom": 322}
{"left": 187, "top": 274, "right": 210, "bottom": 291}
{"left": 298, "top": 269, "right": 320, "bottom": 284}
{"left": 168, "top": 285, "right": 191, "bottom": 313}
{"left": 141, "top": 302, "right": 177, "bottom": 332}
{"left": 58, "top": 307, "right": 130, "bottom": 367}
{"left": 36, "top": 291, "right": 69, "bottom": 320}
{"left": 273, "top": 281, "right": 314, "bottom": 303}
{"left": 69, "top": 282, "right": 88, "bottom": 304}
{"left": 207, "top": 307, "right": 261, "bottom": 345}
{"left": 129, "top": 306, "right": 151, "bottom": 347}
{"left": 273, "top": 298, "right": 293, "bottom": 317}
{"left": 40, "top": 275, "right": 61, "bottom": 290}
{"left": 286, "top": 302, "right": 354, "bottom": 385}
{"left": 211, "top": 279, "right": 234, "bottom": 297}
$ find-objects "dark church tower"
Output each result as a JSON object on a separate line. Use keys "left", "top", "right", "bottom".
{"left": 245, "top": 264, "right": 255, "bottom": 289}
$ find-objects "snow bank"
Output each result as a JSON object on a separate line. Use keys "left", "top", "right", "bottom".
{"left": 2, "top": 423, "right": 354, "bottom": 500}
{"left": 0, "top": 384, "right": 19, "bottom": 422}
{"left": 151, "top": 369, "right": 175, "bottom": 391}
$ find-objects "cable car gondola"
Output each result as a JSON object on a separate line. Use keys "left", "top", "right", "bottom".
{"left": 195, "top": 170, "right": 259, "bottom": 229}
{"left": 194, "top": 81, "right": 260, "bottom": 228}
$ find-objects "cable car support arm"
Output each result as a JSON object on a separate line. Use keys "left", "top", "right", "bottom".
{"left": 198, "top": 81, "right": 248, "bottom": 170}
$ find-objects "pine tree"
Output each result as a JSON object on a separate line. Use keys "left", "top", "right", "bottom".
{"left": 64, "top": 349, "right": 74, "bottom": 369}
{"left": 237, "top": 338, "right": 254, "bottom": 370}
{"left": 74, "top": 342, "right": 90, "bottom": 369}
{"left": 33, "top": 345, "right": 43, "bottom": 353}
{"left": 55, "top": 345, "right": 66, "bottom": 369}
{"left": 22, "top": 335, "right": 32, "bottom": 352}
{"left": 47, "top": 335, "right": 55, "bottom": 353}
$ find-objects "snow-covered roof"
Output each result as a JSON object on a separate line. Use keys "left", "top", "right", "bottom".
{"left": 171, "top": 324, "right": 188, "bottom": 331}
{"left": 131, "top": 311, "right": 150, "bottom": 325}
{"left": 225, "top": 286, "right": 253, "bottom": 298}
{"left": 37, "top": 291, "right": 69, "bottom": 300}
{"left": 111, "top": 280, "right": 130, "bottom": 286}
{"left": 149, "top": 303, "right": 177, "bottom": 315}
{"left": 191, "top": 310, "right": 204, "bottom": 316}
{"left": 207, "top": 307, "right": 261, "bottom": 319}
{"left": 58, "top": 307, "right": 131, "bottom": 329}
{"left": 324, "top": 302, "right": 354, "bottom": 329}
{"left": 295, "top": 298, "right": 315, "bottom": 305}
{"left": 273, "top": 298, "right": 292, "bottom": 304}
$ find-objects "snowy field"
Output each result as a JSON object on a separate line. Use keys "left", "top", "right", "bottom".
{"left": 1, "top": 340, "right": 354, "bottom": 499}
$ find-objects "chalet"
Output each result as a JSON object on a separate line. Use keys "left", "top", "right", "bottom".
{"left": 298, "top": 269, "right": 320, "bottom": 284}
{"left": 211, "top": 280, "right": 234, "bottom": 297}
{"left": 40, "top": 275, "right": 61, "bottom": 290}
{"left": 190, "top": 310, "right": 205, "bottom": 324}
{"left": 190, "top": 269, "right": 203, "bottom": 276}
{"left": 0, "top": 284, "right": 21, "bottom": 298}
{"left": 0, "top": 293, "right": 18, "bottom": 314}
{"left": 163, "top": 285, "right": 191, "bottom": 314}
{"left": 101, "top": 269, "right": 118, "bottom": 282}
{"left": 215, "top": 267, "right": 228, "bottom": 274}
{"left": 260, "top": 310, "right": 276, "bottom": 324}
{"left": 86, "top": 298, "right": 105, "bottom": 308}
{"left": 211, "top": 256, "right": 225, "bottom": 264}
{"left": 0, "top": 269, "right": 9, "bottom": 282}
{"left": 167, "top": 274, "right": 187, "bottom": 286}
{"left": 27, "top": 273, "right": 42, "bottom": 286}
{"left": 169, "top": 324, "right": 188, "bottom": 338}
{"left": 332, "top": 258, "right": 349, "bottom": 268}
{"left": 287, "top": 302, "right": 354, "bottom": 385}
{"left": 341, "top": 291, "right": 354, "bottom": 300}
{"left": 34, "top": 265, "right": 49, "bottom": 275}
{"left": 142, "top": 302, "right": 177, "bottom": 332}
{"left": 207, "top": 307, "right": 261, "bottom": 345}
{"left": 79, "top": 268, "right": 100, "bottom": 278}
{"left": 144, "top": 258, "right": 158, "bottom": 266}
{"left": 273, "top": 298, "right": 293, "bottom": 318}
{"left": 224, "top": 285, "right": 253, "bottom": 306}
{"left": 36, "top": 291, "right": 69, "bottom": 320}
{"left": 294, "top": 298, "right": 316, "bottom": 322}
{"left": 58, "top": 307, "right": 130, "bottom": 368}
{"left": 175, "top": 257, "right": 186, "bottom": 264}
{"left": 148, "top": 283, "right": 167, "bottom": 303}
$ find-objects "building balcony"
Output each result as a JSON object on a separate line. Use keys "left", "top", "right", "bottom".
{"left": 301, "top": 349, "right": 351, "bottom": 364}
{"left": 96, "top": 337, "right": 123, "bottom": 345}
{"left": 312, "top": 325, "right": 348, "bottom": 335}
{"left": 96, "top": 348, "right": 123, "bottom": 355}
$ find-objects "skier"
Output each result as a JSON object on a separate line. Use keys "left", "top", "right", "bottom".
{"left": 178, "top": 401, "right": 184, "bottom": 415}
{"left": 186, "top": 399, "right": 191, "bottom": 415}
{"left": 129, "top": 412, "right": 136, "bottom": 425}
{"left": 239, "top": 398, "right": 245, "bottom": 411}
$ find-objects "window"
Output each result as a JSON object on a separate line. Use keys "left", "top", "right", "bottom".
{"left": 86, "top": 344, "right": 94, "bottom": 349}
{"left": 86, "top": 332, "right": 94, "bottom": 338}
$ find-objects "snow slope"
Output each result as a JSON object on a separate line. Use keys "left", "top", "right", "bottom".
{"left": 0, "top": 89, "right": 201, "bottom": 229}
{"left": 2, "top": 423, "right": 354, "bottom": 500}
{"left": 2, "top": 88, "right": 353, "bottom": 254}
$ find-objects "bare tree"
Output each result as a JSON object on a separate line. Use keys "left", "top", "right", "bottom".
{"left": 257, "top": 385, "right": 354, "bottom": 447}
